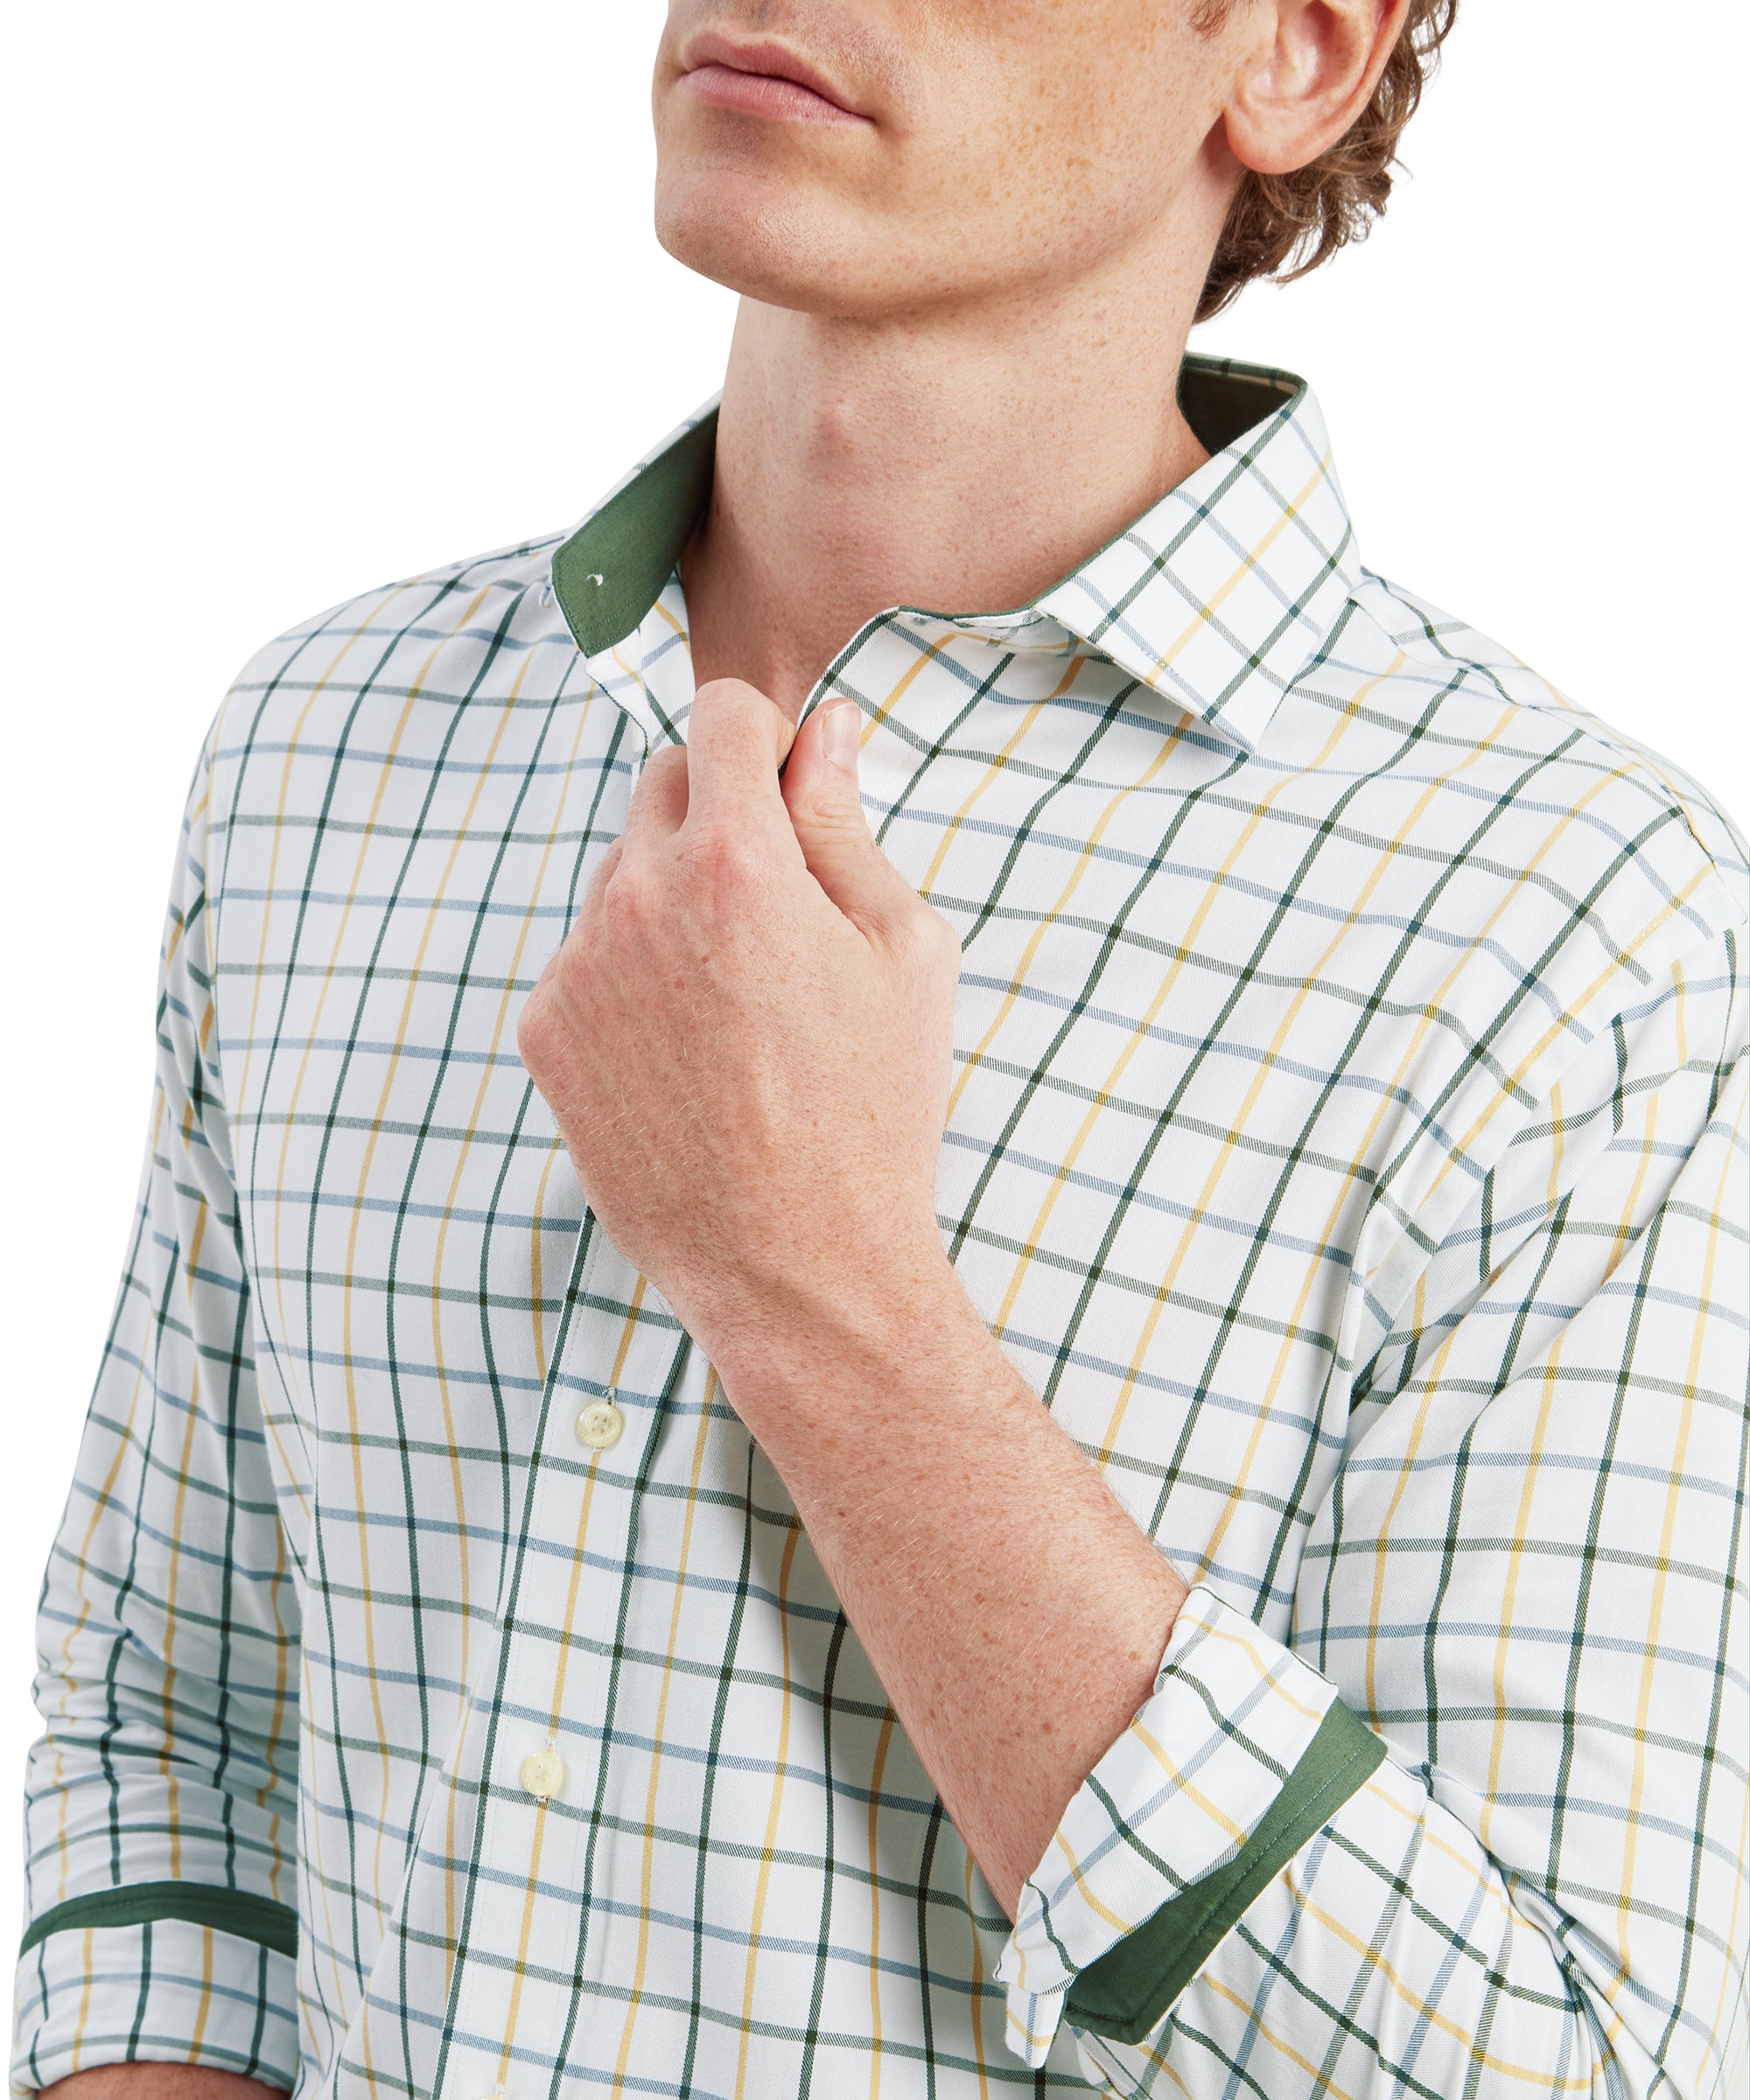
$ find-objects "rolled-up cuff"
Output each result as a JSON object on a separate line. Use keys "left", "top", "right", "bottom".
{"left": 996, "top": 1585, "right": 1384, "bottom": 2068}
{"left": 12, "top": 1900, "right": 300, "bottom": 2096}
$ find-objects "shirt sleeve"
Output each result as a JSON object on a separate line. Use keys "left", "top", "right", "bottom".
{"left": 997, "top": 920, "right": 1748, "bottom": 2099}
{"left": 11, "top": 732, "right": 304, "bottom": 2095}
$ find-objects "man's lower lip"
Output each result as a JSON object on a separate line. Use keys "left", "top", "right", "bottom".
{"left": 681, "top": 62, "right": 869, "bottom": 126}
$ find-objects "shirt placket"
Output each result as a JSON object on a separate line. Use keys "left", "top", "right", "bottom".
{"left": 436, "top": 1207, "right": 691, "bottom": 2100}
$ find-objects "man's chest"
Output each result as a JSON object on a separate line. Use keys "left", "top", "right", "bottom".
{"left": 210, "top": 667, "right": 1437, "bottom": 1625}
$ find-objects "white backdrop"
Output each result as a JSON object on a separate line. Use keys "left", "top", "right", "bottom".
{"left": 4, "top": 1, "right": 1746, "bottom": 2080}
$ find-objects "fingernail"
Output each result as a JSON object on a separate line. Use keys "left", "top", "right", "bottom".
{"left": 821, "top": 701, "right": 861, "bottom": 774}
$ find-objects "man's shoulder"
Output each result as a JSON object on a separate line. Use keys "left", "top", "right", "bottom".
{"left": 1340, "top": 564, "right": 1748, "bottom": 920}
{"left": 1293, "top": 564, "right": 1748, "bottom": 1121}
{"left": 212, "top": 528, "right": 577, "bottom": 753}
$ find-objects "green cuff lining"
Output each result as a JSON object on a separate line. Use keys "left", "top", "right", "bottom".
{"left": 19, "top": 1880, "right": 298, "bottom": 1962}
{"left": 1065, "top": 1695, "right": 1385, "bottom": 2047}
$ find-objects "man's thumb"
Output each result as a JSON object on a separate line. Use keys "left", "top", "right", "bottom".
{"left": 782, "top": 700, "right": 910, "bottom": 936}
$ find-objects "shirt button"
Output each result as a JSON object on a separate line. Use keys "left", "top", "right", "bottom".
{"left": 575, "top": 1399, "right": 624, "bottom": 1450}
{"left": 519, "top": 1745, "right": 566, "bottom": 1802}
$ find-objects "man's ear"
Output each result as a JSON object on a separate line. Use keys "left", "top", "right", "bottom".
{"left": 1223, "top": 0, "right": 1411, "bottom": 177}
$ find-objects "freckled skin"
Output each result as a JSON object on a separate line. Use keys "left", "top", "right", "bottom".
{"left": 48, "top": 11, "right": 1409, "bottom": 2100}
{"left": 653, "top": 0, "right": 1233, "bottom": 324}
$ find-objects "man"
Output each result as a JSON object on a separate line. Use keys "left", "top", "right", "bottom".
{"left": 13, "top": 0, "right": 1747, "bottom": 2096}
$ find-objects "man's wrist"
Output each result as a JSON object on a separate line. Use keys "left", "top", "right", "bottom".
{"left": 699, "top": 1228, "right": 987, "bottom": 1437}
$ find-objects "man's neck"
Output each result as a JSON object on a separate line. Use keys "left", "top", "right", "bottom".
{"left": 681, "top": 254, "right": 1213, "bottom": 724}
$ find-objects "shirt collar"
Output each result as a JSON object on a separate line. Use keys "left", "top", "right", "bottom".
{"left": 550, "top": 354, "right": 1359, "bottom": 755}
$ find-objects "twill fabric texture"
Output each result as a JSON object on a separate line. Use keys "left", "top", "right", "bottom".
{"left": 14, "top": 361, "right": 1749, "bottom": 2100}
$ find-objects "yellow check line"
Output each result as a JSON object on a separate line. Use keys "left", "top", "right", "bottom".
{"left": 865, "top": 1708, "right": 899, "bottom": 2100}
{"left": 496, "top": 1393, "right": 620, "bottom": 2083}
{"left": 611, "top": 1365, "right": 721, "bottom": 2095}
{"left": 158, "top": 1193, "right": 215, "bottom": 1881}
{"left": 1362, "top": 1306, "right": 1468, "bottom": 1723}
{"left": 1619, "top": 1046, "right": 1729, "bottom": 1976}
{"left": 1482, "top": 1329, "right": 1568, "bottom": 1858}
{"left": 527, "top": 1145, "right": 565, "bottom": 1383}
{"left": 962, "top": 1845, "right": 994, "bottom": 2099}
{"left": 497, "top": 1277, "right": 652, "bottom": 2082}
{"left": 188, "top": 1927, "right": 215, "bottom": 2059}
{"left": 864, "top": 634, "right": 953, "bottom": 738}
{"left": 732, "top": 1520, "right": 804, "bottom": 2100}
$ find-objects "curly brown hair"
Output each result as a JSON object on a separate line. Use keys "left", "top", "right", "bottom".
{"left": 1194, "top": 0, "right": 1459, "bottom": 322}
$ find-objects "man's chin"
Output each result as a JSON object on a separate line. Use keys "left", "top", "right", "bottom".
{"left": 654, "top": 176, "right": 896, "bottom": 318}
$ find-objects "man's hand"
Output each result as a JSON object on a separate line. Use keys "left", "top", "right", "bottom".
{"left": 517, "top": 678, "right": 962, "bottom": 1369}
{"left": 519, "top": 675, "right": 1185, "bottom": 1919}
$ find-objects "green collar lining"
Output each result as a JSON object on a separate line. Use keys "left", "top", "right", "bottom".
{"left": 549, "top": 355, "right": 1295, "bottom": 667}
{"left": 552, "top": 409, "right": 718, "bottom": 660}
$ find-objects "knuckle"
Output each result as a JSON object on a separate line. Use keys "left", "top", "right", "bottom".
{"left": 691, "top": 678, "right": 785, "bottom": 757}
{"left": 690, "top": 676, "right": 758, "bottom": 718}
{"left": 808, "top": 783, "right": 862, "bottom": 830}
{"left": 682, "top": 822, "right": 765, "bottom": 893}
{"left": 598, "top": 866, "right": 651, "bottom": 947}
{"left": 640, "top": 745, "right": 689, "bottom": 794}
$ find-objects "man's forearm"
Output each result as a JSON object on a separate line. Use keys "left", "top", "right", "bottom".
{"left": 43, "top": 2068, "right": 289, "bottom": 2100}
{"left": 710, "top": 1239, "right": 1187, "bottom": 1919}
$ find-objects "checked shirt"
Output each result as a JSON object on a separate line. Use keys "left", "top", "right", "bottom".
{"left": 13, "top": 358, "right": 1750, "bottom": 2100}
